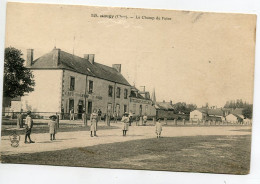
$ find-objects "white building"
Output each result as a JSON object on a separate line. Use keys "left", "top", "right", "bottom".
{"left": 189, "top": 109, "right": 207, "bottom": 121}
{"left": 15, "top": 48, "right": 131, "bottom": 119}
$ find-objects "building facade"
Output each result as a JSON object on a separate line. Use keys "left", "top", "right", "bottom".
{"left": 129, "top": 87, "right": 156, "bottom": 118}
{"left": 18, "top": 48, "right": 131, "bottom": 119}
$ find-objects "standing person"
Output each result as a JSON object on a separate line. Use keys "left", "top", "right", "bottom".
{"left": 55, "top": 112, "right": 60, "bottom": 128}
{"left": 90, "top": 109, "right": 98, "bottom": 137}
{"left": 143, "top": 114, "right": 148, "bottom": 126}
{"left": 17, "top": 111, "right": 23, "bottom": 128}
{"left": 24, "top": 111, "right": 35, "bottom": 144}
{"left": 48, "top": 115, "right": 57, "bottom": 141}
{"left": 106, "top": 113, "right": 111, "bottom": 126}
{"left": 70, "top": 107, "right": 75, "bottom": 121}
{"left": 61, "top": 107, "right": 64, "bottom": 120}
{"left": 129, "top": 111, "right": 133, "bottom": 126}
{"left": 98, "top": 109, "right": 102, "bottom": 122}
{"left": 122, "top": 113, "right": 130, "bottom": 136}
{"left": 155, "top": 118, "right": 163, "bottom": 138}
{"left": 82, "top": 108, "right": 87, "bottom": 126}
{"left": 113, "top": 111, "right": 118, "bottom": 123}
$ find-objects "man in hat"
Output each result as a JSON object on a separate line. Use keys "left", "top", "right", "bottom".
{"left": 24, "top": 111, "right": 35, "bottom": 143}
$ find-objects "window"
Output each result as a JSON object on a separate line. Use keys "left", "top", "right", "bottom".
{"left": 116, "top": 87, "right": 121, "bottom": 98}
{"left": 89, "top": 80, "right": 93, "bottom": 93}
{"left": 108, "top": 85, "right": 113, "bottom": 97}
{"left": 124, "top": 89, "right": 128, "bottom": 99}
{"left": 70, "top": 77, "right": 75, "bottom": 91}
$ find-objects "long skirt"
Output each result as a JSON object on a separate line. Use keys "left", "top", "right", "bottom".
{"left": 90, "top": 120, "right": 97, "bottom": 131}
{"left": 122, "top": 122, "right": 129, "bottom": 131}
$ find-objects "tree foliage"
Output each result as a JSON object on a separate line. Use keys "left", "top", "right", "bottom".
{"left": 173, "top": 102, "right": 197, "bottom": 114}
{"left": 242, "top": 105, "right": 253, "bottom": 119}
{"left": 224, "top": 99, "right": 249, "bottom": 109}
{"left": 4, "top": 47, "right": 35, "bottom": 98}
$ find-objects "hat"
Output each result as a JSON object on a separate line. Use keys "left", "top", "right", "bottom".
{"left": 123, "top": 112, "right": 129, "bottom": 116}
{"left": 27, "top": 111, "right": 31, "bottom": 115}
{"left": 49, "top": 115, "right": 57, "bottom": 120}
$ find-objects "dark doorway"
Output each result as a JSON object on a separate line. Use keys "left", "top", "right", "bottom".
{"left": 69, "top": 99, "right": 74, "bottom": 112}
{"left": 139, "top": 105, "right": 142, "bottom": 116}
{"left": 78, "top": 100, "right": 83, "bottom": 119}
{"left": 87, "top": 101, "right": 92, "bottom": 114}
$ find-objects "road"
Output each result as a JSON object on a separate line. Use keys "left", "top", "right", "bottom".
{"left": 0, "top": 121, "right": 251, "bottom": 156}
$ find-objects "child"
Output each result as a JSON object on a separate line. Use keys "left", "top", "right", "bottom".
{"left": 48, "top": 115, "right": 57, "bottom": 141}
{"left": 122, "top": 113, "right": 129, "bottom": 136}
{"left": 155, "top": 118, "right": 162, "bottom": 138}
{"left": 143, "top": 114, "right": 148, "bottom": 126}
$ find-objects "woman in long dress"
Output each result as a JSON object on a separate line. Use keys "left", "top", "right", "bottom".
{"left": 122, "top": 113, "right": 130, "bottom": 136}
{"left": 90, "top": 109, "right": 98, "bottom": 137}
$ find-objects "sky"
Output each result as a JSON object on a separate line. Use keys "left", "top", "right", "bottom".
{"left": 4, "top": 2, "right": 256, "bottom": 107}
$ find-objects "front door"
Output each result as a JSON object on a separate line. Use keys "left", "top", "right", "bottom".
{"left": 78, "top": 100, "right": 83, "bottom": 119}
{"left": 87, "top": 101, "right": 92, "bottom": 114}
{"left": 139, "top": 105, "right": 142, "bottom": 116}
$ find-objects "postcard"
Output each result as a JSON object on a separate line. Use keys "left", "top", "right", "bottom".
{"left": 0, "top": 2, "right": 256, "bottom": 175}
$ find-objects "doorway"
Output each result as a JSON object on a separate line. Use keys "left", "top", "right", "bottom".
{"left": 87, "top": 101, "right": 92, "bottom": 114}
{"left": 78, "top": 100, "right": 83, "bottom": 119}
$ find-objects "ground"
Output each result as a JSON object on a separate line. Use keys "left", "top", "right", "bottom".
{"left": 0, "top": 120, "right": 252, "bottom": 175}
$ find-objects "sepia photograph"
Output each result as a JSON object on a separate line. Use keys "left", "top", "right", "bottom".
{"left": 0, "top": 1, "right": 257, "bottom": 178}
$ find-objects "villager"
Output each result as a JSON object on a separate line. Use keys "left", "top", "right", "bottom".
{"left": 90, "top": 109, "right": 98, "bottom": 137}
{"left": 24, "top": 111, "right": 35, "bottom": 144}
{"left": 122, "top": 112, "right": 129, "bottom": 136}
{"left": 48, "top": 115, "right": 57, "bottom": 141}
{"left": 155, "top": 118, "right": 163, "bottom": 138}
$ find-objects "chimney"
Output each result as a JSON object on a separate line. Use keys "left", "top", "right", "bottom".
{"left": 26, "top": 49, "right": 34, "bottom": 67}
{"left": 112, "top": 64, "right": 121, "bottom": 73}
{"left": 170, "top": 100, "right": 172, "bottom": 105}
{"left": 88, "top": 54, "right": 95, "bottom": 64}
{"left": 53, "top": 48, "right": 60, "bottom": 66}
{"left": 84, "top": 54, "right": 89, "bottom": 60}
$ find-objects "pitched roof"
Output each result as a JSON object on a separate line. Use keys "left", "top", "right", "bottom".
{"left": 228, "top": 113, "right": 243, "bottom": 121}
{"left": 155, "top": 102, "right": 174, "bottom": 110}
{"left": 232, "top": 108, "right": 243, "bottom": 115}
{"left": 207, "top": 109, "right": 224, "bottom": 117}
{"left": 195, "top": 108, "right": 207, "bottom": 114}
{"left": 29, "top": 49, "right": 130, "bottom": 86}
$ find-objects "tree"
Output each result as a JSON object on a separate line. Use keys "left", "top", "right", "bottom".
{"left": 242, "top": 105, "right": 253, "bottom": 119}
{"left": 173, "top": 102, "right": 197, "bottom": 114}
{"left": 4, "top": 47, "right": 35, "bottom": 98}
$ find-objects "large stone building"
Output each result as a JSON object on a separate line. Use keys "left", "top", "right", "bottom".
{"left": 16, "top": 48, "right": 132, "bottom": 119}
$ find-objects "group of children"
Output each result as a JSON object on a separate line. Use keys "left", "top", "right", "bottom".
{"left": 46, "top": 112, "right": 163, "bottom": 141}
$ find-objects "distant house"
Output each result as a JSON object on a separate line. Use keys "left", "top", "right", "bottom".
{"left": 226, "top": 113, "right": 243, "bottom": 123}
{"left": 231, "top": 108, "right": 244, "bottom": 119}
{"left": 207, "top": 108, "right": 225, "bottom": 121}
{"left": 129, "top": 86, "right": 156, "bottom": 118}
{"left": 155, "top": 101, "right": 175, "bottom": 119}
{"left": 190, "top": 109, "right": 207, "bottom": 121}
{"left": 190, "top": 108, "right": 225, "bottom": 122}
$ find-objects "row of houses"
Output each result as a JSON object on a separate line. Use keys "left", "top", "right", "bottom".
{"left": 7, "top": 47, "right": 251, "bottom": 123}
{"left": 9, "top": 48, "right": 156, "bottom": 119}
{"left": 190, "top": 108, "right": 248, "bottom": 123}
